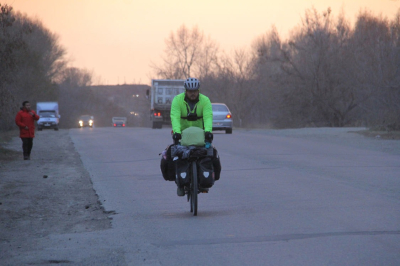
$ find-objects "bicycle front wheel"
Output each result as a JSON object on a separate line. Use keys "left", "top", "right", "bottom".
{"left": 191, "top": 162, "right": 198, "bottom": 216}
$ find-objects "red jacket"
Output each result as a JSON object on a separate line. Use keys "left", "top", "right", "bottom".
{"left": 15, "top": 109, "right": 40, "bottom": 138}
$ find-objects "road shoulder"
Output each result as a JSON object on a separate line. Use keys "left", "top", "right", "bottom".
{"left": 0, "top": 129, "right": 111, "bottom": 262}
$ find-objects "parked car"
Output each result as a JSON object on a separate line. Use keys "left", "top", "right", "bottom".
{"left": 212, "top": 103, "right": 233, "bottom": 134}
{"left": 78, "top": 115, "right": 94, "bottom": 128}
{"left": 112, "top": 117, "right": 127, "bottom": 127}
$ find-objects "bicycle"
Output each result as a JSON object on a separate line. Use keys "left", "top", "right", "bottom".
{"left": 182, "top": 147, "right": 212, "bottom": 216}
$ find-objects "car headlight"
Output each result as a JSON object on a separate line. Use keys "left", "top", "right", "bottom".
{"left": 79, "top": 120, "right": 83, "bottom": 125}
{"left": 89, "top": 120, "right": 93, "bottom": 125}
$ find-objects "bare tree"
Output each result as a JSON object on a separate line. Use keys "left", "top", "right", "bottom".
{"left": 351, "top": 9, "right": 400, "bottom": 129}
{"left": 151, "top": 24, "right": 219, "bottom": 79}
{"left": 196, "top": 36, "right": 219, "bottom": 78}
{"left": 250, "top": 26, "right": 287, "bottom": 127}
{"left": 58, "top": 67, "right": 94, "bottom": 128}
{"left": 207, "top": 48, "right": 257, "bottom": 127}
{"left": 60, "top": 67, "right": 92, "bottom": 88}
{"left": 0, "top": 4, "right": 18, "bottom": 130}
{"left": 270, "top": 8, "right": 362, "bottom": 127}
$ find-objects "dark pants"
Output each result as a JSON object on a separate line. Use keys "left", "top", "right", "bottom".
{"left": 21, "top": 138, "right": 33, "bottom": 158}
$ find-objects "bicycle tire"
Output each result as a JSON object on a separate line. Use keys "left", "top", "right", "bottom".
{"left": 189, "top": 189, "right": 193, "bottom": 213}
{"left": 188, "top": 164, "right": 193, "bottom": 213}
{"left": 191, "top": 162, "right": 198, "bottom": 216}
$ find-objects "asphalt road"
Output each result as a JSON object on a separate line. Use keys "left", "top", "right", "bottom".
{"left": 61, "top": 127, "right": 400, "bottom": 265}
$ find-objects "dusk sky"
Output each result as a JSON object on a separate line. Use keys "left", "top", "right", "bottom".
{"left": 7, "top": 0, "right": 400, "bottom": 85}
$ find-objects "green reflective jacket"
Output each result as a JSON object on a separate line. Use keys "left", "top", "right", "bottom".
{"left": 170, "top": 92, "right": 213, "bottom": 134}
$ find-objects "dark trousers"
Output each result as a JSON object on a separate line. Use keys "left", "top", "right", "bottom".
{"left": 21, "top": 138, "right": 33, "bottom": 157}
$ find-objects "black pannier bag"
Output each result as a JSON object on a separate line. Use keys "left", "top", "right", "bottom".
{"left": 197, "top": 157, "right": 215, "bottom": 188}
{"left": 212, "top": 147, "right": 222, "bottom": 181}
{"left": 160, "top": 145, "right": 176, "bottom": 181}
{"left": 160, "top": 157, "right": 175, "bottom": 181}
{"left": 175, "top": 159, "right": 191, "bottom": 187}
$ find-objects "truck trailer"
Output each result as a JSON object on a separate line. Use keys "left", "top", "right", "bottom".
{"left": 36, "top": 102, "right": 60, "bottom": 131}
{"left": 112, "top": 117, "right": 127, "bottom": 127}
{"left": 149, "top": 79, "right": 185, "bottom": 129}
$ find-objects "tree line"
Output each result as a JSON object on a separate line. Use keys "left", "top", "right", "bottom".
{"left": 0, "top": 4, "right": 64, "bottom": 131}
{"left": 2, "top": 4, "right": 399, "bottom": 131}
{"left": 152, "top": 8, "right": 400, "bottom": 130}
{"left": 0, "top": 4, "right": 135, "bottom": 131}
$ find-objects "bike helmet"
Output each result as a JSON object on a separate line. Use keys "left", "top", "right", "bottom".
{"left": 184, "top": 78, "right": 200, "bottom": 90}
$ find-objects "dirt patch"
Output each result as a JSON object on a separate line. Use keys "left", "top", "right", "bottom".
{"left": 0, "top": 129, "right": 111, "bottom": 259}
{"left": 0, "top": 130, "right": 20, "bottom": 161}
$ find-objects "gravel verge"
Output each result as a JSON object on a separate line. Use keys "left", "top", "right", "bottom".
{"left": 0, "top": 129, "right": 111, "bottom": 262}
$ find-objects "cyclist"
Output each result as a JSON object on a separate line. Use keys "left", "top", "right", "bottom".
{"left": 170, "top": 77, "right": 213, "bottom": 196}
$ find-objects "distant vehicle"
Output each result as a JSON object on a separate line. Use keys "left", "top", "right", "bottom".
{"left": 149, "top": 79, "right": 185, "bottom": 129}
{"left": 79, "top": 115, "right": 94, "bottom": 128}
{"left": 212, "top": 103, "right": 233, "bottom": 134}
{"left": 112, "top": 117, "right": 127, "bottom": 127}
{"left": 36, "top": 102, "right": 60, "bottom": 131}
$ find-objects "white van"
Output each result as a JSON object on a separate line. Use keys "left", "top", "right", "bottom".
{"left": 36, "top": 102, "right": 60, "bottom": 131}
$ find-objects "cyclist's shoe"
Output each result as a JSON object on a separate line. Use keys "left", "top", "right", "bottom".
{"left": 177, "top": 187, "right": 185, "bottom": 196}
{"left": 199, "top": 187, "right": 209, "bottom": 193}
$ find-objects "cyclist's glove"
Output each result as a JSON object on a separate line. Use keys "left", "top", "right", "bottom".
{"left": 205, "top": 132, "right": 213, "bottom": 143}
{"left": 172, "top": 133, "right": 181, "bottom": 145}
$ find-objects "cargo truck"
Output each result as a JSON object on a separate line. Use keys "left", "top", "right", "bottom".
{"left": 36, "top": 102, "right": 60, "bottom": 131}
{"left": 149, "top": 79, "right": 185, "bottom": 129}
{"left": 112, "top": 117, "right": 127, "bottom": 127}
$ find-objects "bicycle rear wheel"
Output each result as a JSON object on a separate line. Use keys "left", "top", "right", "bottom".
{"left": 189, "top": 190, "right": 193, "bottom": 213}
{"left": 191, "top": 162, "right": 198, "bottom": 216}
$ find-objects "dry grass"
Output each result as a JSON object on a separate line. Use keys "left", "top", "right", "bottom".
{"left": 354, "top": 129, "right": 400, "bottom": 140}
